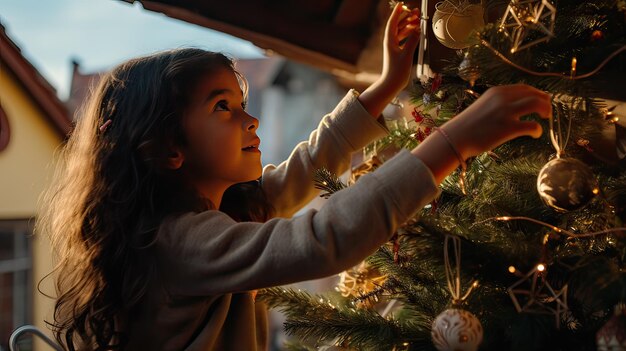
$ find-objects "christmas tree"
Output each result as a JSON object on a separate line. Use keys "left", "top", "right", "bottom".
{"left": 260, "top": 0, "right": 626, "bottom": 350}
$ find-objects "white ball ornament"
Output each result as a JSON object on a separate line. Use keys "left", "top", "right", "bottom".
{"left": 432, "top": 0, "right": 485, "bottom": 49}
{"left": 431, "top": 308, "right": 483, "bottom": 351}
{"left": 597, "top": 304, "right": 626, "bottom": 351}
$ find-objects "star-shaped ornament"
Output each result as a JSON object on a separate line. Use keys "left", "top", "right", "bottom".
{"left": 499, "top": 0, "right": 557, "bottom": 53}
{"left": 508, "top": 264, "right": 568, "bottom": 326}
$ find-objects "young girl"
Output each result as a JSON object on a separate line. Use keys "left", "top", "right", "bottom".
{"left": 38, "top": 3, "right": 551, "bottom": 350}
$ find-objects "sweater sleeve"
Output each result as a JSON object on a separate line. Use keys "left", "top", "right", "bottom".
{"left": 157, "top": 150, "right": 441, "bottom": 297}
{"left": 261, "top": 89, "right": 389, "bottom": 218}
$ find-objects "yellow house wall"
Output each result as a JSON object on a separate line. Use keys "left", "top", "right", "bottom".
{"left": 0, "top": 68, "right": 64, "bottom": 348}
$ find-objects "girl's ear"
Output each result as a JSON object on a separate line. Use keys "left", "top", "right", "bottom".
{"left": 166, "top": 147, "right": 184, "bottom": 170}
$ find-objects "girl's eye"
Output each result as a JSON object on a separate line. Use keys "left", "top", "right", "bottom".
{"left": 215, "top": 100, "right": 229, "bottom": 112}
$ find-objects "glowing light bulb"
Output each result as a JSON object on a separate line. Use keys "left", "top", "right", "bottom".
{"left": 508, "top": 266, "right": 516, "bottom": 273}
{"left": 537, "top": 264, "right": 546, "bottom": 272}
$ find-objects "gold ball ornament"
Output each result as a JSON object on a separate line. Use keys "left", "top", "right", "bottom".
{"left": 536, "top": 157, "right": 599, "bottom": 212}
{"left": 597, "top": 304, "right": 626, "bottom": 351}
{"left": 336, "top": 262, "right": 386, "bottom": 307}
{"left": 431, "top": 308, "right": 483, "bottom": 351}
{"left": 349, "top": 155, "right": 383, "bottom": 185}
{"left": 432, "top": 1, "right": 485, "bottom": 49}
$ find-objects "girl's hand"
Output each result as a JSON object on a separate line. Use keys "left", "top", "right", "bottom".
{"left": 380, "top": 2, "right": 420, "bottom": 95}
{"left": 358, "top": 3, "right": 420, "bottom": 118}
{"left": 411, "top": 84, "right": 552, "bottom": 185}
{"left": 442, "top": 84, "right": 552, "bottom": 159}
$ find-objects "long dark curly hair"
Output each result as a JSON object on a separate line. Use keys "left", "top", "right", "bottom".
{"left": 37, "top": 48, "right": 273, "bottom": 350}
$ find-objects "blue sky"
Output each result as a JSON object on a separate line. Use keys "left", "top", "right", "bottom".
{"left": 0, "top": 0, "right": 266, "bottom": 99}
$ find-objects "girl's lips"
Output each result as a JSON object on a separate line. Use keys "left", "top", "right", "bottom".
{"left": 242, "top": 147, "right": 261, "bottom": 153}
{"left": 242, "top": 137, "right": 261, "bottom": 151}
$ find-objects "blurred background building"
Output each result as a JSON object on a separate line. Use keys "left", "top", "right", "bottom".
{"left": 0, "top": 24, "right": 72, "bottom": 351}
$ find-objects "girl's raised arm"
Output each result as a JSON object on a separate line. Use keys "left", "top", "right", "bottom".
{"left": 261, "top": 3, "right": 420, "bottom": 217}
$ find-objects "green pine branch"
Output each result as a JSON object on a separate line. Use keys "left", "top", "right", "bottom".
{"left": 313, "top": 168, "right": 347, "bottom": 199}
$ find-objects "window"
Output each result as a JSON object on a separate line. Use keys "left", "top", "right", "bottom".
{"left": 0, "top": 104, "right": 9, "bottom": 152}
{"left": 0, "top": 220, "right": 33, "bottom": 351}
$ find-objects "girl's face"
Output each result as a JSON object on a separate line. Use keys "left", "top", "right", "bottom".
{"left": 178, "top": 66, "right": 262, "bottom": 200}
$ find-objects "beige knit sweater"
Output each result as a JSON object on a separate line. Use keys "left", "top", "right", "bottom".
{"left": 124, "top": 90, "right": 440, "bottom": 350}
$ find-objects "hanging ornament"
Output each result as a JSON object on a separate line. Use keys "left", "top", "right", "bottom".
{"left": 431, "top": 236, "right": 483, "bottom": 351}
{"left": 507, "top": 264, "right": 568, "bottom": 327}
{"left": 499, "top": 0, "right": 556, "bottom": 53}
{"left": 432, "top": 308, "right": 483, "bottom": 351}
{"left": 350, "top": 154, "right": 382, "bottom": 185}
{"left": 591, "top": 29, "right": 605, "bottom": 42}
{"left": 383, "top": 97, "right": 407, "bottom": 130}
{"left": 411, "top": 108, "right": 436, "bottom": 142}
{"left": 432, "top": 0, "right": 485, "bottom": 49}
{"left": 458, "top": 52, "right": 480, "bottom": 86}
{"left": 597, "top": 304, "right": 626, "bottom": 351}
{"left": 336, "top": 261, "right": 386, "bottom": 307}
{"left": 537, "top": 157, "right": 600, "bottom": 212}
{"left": 537, "top": 99, "right": 599, "bottom": 212}
{"left": 420, "top": 74, "right": 443, "bottom": 108}
{"left": 602, "top": 106, "right": 626, "bottom": 160}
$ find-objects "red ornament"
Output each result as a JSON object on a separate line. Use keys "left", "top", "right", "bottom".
{"left": 591, "top": 30, "right": 604, "bottom": 41}
{"left": 431, "top": 74, "right": 443, "bottom": 92}
{"left": 430, "top": 198, "right": 439, "bottom": 214}
{"left": 597, "top": 304, "right": 626, "bottom": 351}
{"left": 412, "top": 108, "right": 425, "bottom": 123}
{"left": 415, "top": 129, "right": 426, "bottom": 142}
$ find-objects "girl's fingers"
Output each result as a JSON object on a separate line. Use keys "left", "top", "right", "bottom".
{"left": 387, "top": 4, "right": 419, "bottom": 44}
{"left": 487, "top": 85, "right": 552, "bottom": 119}
{"left": 398, "top": 6, "right": 411, "bottom": 22}
{"left": 403, "top": 24, "right": 421, "bottom": 51}
{"left": 508, "top": 95, "right": 552, "bottom": 122}
{"left": 385, "top": 2, "right": 406, "bottom": 39}
{"left": 397, "top": 8, "right": 420, "bottom": 44}
{"left": 500, "top": 85, "right": 552, "bottom": 114}
{"left": 398, "top": 14, "right": 419, "bottom": 28}
{"left": 512, "top": 120, "right": 544, "bottom": 139}
{"left": 397, "top": 24, "right": 418, "bottom": 43}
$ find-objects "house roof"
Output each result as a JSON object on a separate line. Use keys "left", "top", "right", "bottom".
{"left": 66, "top": 59, "right": 102, "bottom": 118}
{"left": 0, "top": 23, "right": 72, "bottom": 137}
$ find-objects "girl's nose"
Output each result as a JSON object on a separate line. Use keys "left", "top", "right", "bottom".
{"left": 245, "top": 113, "right": 259, "bottom": 131}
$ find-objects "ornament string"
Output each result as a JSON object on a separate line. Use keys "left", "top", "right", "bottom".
{"left": 472, "top": 216, "right": 626, "bottom": 239}
{"left": 547, "top": 98, "right": 575, "bottom": 158}
{"left": 548, "top": 99, "right": 563, "bottom": 156}
{"left": 444, "top": 235, "right": 478, "bottom": 304}
{"left": 434, "top": 0, "right": 474, "bottom": 15}
{"left": 480, "top": 39, "right": 626, "bottom": 80}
